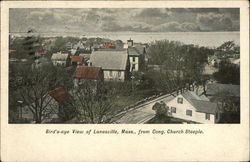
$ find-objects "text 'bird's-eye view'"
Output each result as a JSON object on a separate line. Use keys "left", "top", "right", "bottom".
{"left": 9, "top": 8, "right": 240, "bottom": 124}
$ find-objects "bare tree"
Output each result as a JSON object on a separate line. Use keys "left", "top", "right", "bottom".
{"left": 15, "top": 65, "right": 72, "bottom": 123}
{"left": 73, "top": 81, "right": 114, "bottom": 124}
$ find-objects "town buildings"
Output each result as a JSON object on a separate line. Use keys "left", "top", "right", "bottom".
{"left": 51, "top": 52, "right": 70, "bottom": 66}
{"left": 70, "top": 56, "right": 84, "bottom": 66}
{"left": 90, "top": 50, "right": 130, "bottom": 81}
{"left": 72, "top": 65, "right": 104, "bottom": 89}
{"left": 127, "top": 46, "right": 146, "bottom": 72}
{"left": 205, "top": 83, "right": 240, "bottom": 99}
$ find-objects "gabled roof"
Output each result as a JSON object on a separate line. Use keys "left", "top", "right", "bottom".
{"left": 90, "top": 51, "right": 128, "bottom": 70}
{"left": 206, "top": 83, "right": 240, "bottom": 97}
{"left": 70, "top": 56, "right": 83, "bottom": 63}
{"left": 72, "top": 65, "right": 102, "bottom": 80}
{"left": 51, "top": 53, "right": 69, "bottom": 61}
{"left": 48, "top": 87, "right": 71, "bottom": 103}
{"left": 127, "top": 46, "right": 145, "bottom": 56}
{"left": 181, "top": 91, "right": 217, "bottom": 114}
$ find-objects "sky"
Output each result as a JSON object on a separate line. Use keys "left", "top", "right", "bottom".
{"left": 9, "top": 8, "right": 239, "bottom": 33}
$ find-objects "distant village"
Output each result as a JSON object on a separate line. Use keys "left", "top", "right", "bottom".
{"left": 9, "top": 34, "right": 240, "bottom": 124}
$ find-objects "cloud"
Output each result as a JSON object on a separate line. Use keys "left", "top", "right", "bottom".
{"left": 152, "top": 21, "right": 200, "bottom": 32}
{"left": 9, "top": 8, "right": 239, "bottom": 33}
{"left": 197, "top": 12, "right": 234, "bottom": 31}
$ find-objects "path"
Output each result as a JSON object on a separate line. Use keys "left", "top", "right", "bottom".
{"left": 113, "top": 93, "right": 176, "bottom": 124}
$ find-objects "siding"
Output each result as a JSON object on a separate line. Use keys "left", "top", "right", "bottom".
{"left": 104, "top": 70, "right": 125, "bottom": 81}
{"left": 167, "top": 94, "right": 215, "bottom": 124}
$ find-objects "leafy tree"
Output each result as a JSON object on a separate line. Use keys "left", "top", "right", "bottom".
{"left": 152, "top": 101, "right": 169, "bottom": 116}
{"left": 211, "top": 91, "right": 240, "bottom": 123}
{"left": 213, "top": 60, "right": 240, "bottom": 84}
{"left": 147, "top": 40, "right": 209, "bottom": 93}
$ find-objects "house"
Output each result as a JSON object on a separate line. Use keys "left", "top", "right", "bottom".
{"left": 79, "top": 53, "right": 91, "bottom": 65}
{"left": 70, "top": 56, "right": 84, "bottom": 66}
{"left": 34, "top": 50, "right": 47, "bottom": 59}
{"left": 127, "top": 45, "right": 146, "bottom": 72}
{"left": 18, "top": 87, "right": 72, "bottom": 123}
{"left": 90, "top": 50, "right": 130, "bottom": 81}
{"left": 51, "top": 52, "right": 70, "bottom": 66}
{"left": 165, "top": 91, "right": 218, "bottom": 124}
{"left": 205, "top": 83, "right": 240, "bottom": 99}
{"left": 72, "top": 65, "right": 104, "bottom": 89}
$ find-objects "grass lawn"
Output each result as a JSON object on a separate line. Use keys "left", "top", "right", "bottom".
{"left": 109, "top": 89, "right": 156, "bottom": 113}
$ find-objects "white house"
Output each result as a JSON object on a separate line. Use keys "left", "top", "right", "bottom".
{"left": 165, "top": 91, "right": 218, "bottom": 124}
{"left": 51, "top": 52, "right": 70, "bottom": 66}
{"left": 127, "top": 45, "right": 145, "bottom": 72}
{"left": 90, "top": 50, "right": 130, "bottom": 81}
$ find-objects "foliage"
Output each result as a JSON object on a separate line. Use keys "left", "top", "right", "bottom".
{"left": 211, "top": 91, "right": 240, "bottom": 123}
{"left": 213, "top": 60, "right": 240, "bottom": 84}
{"left": 9, "top": 36, "right": 42, "bottom": 59}
{"left": 152, "top": 101, "right": 169, "bottom": 116}
{"left": 217, "top": 41, "right": 240, "bottom": 54}
{"left": 147, "top": 40, "right": 212, "bottom": 93}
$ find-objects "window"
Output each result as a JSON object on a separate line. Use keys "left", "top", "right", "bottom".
{"left": 133, "top": 57, "right": 135, "bottom": 62}
{"left": 186, "top": 110, "right": 192, "bottom": 116}
{"left": 205, "top": 113, "right": 210, "bottom": 120}
{"left": 109, "top": 71, "right": 113, "bottom": 77}
{"left": 171, "top": 107, "right": 176, "bottom": 113}
{"left": 132, "top": 64, "right": 135, "bottom": 70}
{"left": 177, "top": 97, "right": 183, "bottom": 104}
{"left": 118, "top": 71, "right": 121, "bottom": 77}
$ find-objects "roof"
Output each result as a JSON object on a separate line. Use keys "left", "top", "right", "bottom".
{"left": 182, "top": 91, "right": 217, "bottom": 114}
{"left": 206, "top": 83, "right": 240, "bottom": 97}
{"left": 70, "top": 56, "right": 83, "bottom": 63}
{"left": 48, "top": 87, "right": 71, "bottom": 103}
{"left": 9, "top": 50, "right": 17, "bottom": 53}
{"left": 90, "top": 51, "right": 128, "bottom": 70}
{"left": 51, "top": 53, "right": 69, "bottom": 61}
{"left": 36, "top": 50, "right": 46, "bottom": 55}
{"left": 72, "top": 65, "right": 102, "bottom": 80}
{"left": 127, "top": 46, "right": 145, "bottom": 56}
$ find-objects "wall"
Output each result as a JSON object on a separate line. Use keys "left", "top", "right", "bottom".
{"left": 166, "top": 94, "right": 216, "bottom": 124}
{"left": 104, "top": 70, "right": 125, "bottom": 81}
{"left": 52, "top": 60, "right": 67, "bottom": 66}
{"left": 129, "top": 56, "right": 139, "bottom": 71}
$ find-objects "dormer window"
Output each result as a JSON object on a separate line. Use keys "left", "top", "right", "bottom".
{"left": 177, "top": 97, "right": 183, "bottom": 104}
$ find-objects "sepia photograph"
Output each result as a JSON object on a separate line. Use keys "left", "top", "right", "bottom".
{"left": 1, "top": 1, "right": 249, "bottom": 162}
{"left": 9, "top": 8, "right": 240, "bottom": 124}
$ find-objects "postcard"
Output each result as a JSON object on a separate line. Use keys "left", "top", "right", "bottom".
{"left": 1, "top": 0, "right": 249, "bottom": 161}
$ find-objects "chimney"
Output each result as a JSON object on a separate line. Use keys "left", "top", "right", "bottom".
{"left": 127, "top": 38, "right": 133, "bottom": 47}
{"left": 90, "top": 62, "right": 92, "bottom": 66}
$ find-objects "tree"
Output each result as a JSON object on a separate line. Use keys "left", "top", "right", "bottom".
{"left": 152, "top": 101, "right": 170, "bottom": 117}
{"left": 211, "top": 91, "right": 240, "bottom": 123}
{"left": 73, "top": 81, "right": 114, "bottom": 123}
{"left": 213, "top": 60, "right": 240, "bottom": 85}
{"left": 147, "top": 40, "right": 209, "bottom": 94}
{"left": 11, "top": 64, "right": 73, "bottom": 123}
